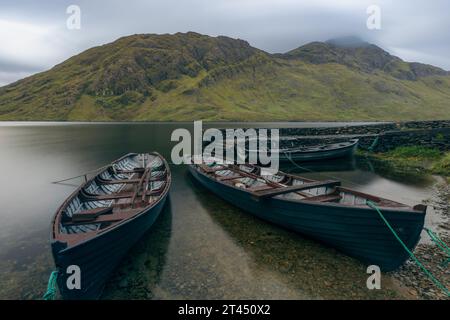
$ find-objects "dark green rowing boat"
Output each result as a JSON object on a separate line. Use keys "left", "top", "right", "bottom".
{"left": 189, "top": 161, "right": 426, "bottom": 271}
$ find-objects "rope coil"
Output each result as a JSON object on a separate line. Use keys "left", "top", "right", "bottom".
{"left": 43, "top": 270, "right": 59, "bottom": 300}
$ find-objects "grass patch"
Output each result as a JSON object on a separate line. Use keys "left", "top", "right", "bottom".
{"left": 370, "top": 146, "right": 449, "bottom": 177}
{"left": 431, "top": 153, "right": 450, "bottom": 176}
{"left": 385, "top": 146, "right": 441, "bottom": 160}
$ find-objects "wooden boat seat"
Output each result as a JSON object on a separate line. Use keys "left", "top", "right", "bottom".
{"left": 115, "top": 168, "right": 145, "bottom": 174}
{"left": 199, "top": 164, "right": 226, "bottom": 173}
{"left": 303, "top": 193, "right": 342, "bottom": 203}
{"left": 99, "top": 169, "right": 167, "bottom": 185}
{"left": 84, "top": 189, "right": 163, "bottom": 201}
{"left": 89, "top": 212, "right": 133, "bottom": 224}
{"left": 248, "top": 185, "right": 274, "bottom": 192}
{"left": 99, "top": 177, "right": 167, "bottom": 185}
{"left": 218, "top": 174, "right": 243, "bottom": 181}
{"left": 71, "top": 207, "right": 113, "bottom": 223}
{"left": 99, "top": 178, "right": 141, "bottom": 185}
{"left": 64, "top": 211, "right": 139, "bottom": 227}
{"left": 253, "top": 180, "right": 341, "bottom": 199}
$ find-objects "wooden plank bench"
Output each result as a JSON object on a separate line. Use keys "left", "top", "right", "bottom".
{"left": 99, "top": 171, "right": 167, "bottom": 185}
{"left": 199, "top": 164, "right": 226, "bottom": 173}
{"left": 72, "top": 207, "right": 113, "bottom": 222}
{"left": 303, "top": 193, "right": 342, "bottom": 203}
{"left": 253, "top": 180, "right": 341, "bottom": 199}
{"left": 100, "top": 179, "right": 141, "bottom": 185}
{"left": 115, "top": 168, "right": 145, "bottom": 174}
{"left": 248, "top": 185, "right": 274, "bottom": 192}
{"left": 64, "top": 211, "right": 139, "bottom": 226}
{"left": 217, "top": 174, "right": 243, "bottom": 181}
{"left": 86, "top": 190, "right": 162, "bottom": 201}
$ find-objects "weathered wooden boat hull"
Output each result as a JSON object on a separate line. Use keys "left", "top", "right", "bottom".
{"left": 51, "top": 152, "right": 171, "bottom": 300}
{"left": 246, "top": 140, "right": 359, "bottom": 162}
{"left": 279, "top": 141, "right": 358, "bottom": 162}
{"left": 188, "top": 166, "right": 425, "bottom": 271}
{"left": 245, "top": 139, "right": 358, "bottom": 163}
{"left": 281, "top": 158, "right": 357, "bottom": 173}
{"left": 51, "top": 195, "right": 168, "bottom": 300}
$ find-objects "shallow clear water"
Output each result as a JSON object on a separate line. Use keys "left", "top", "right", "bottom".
{"left": 0, "top": 122, "right": 444, "bottom": 299}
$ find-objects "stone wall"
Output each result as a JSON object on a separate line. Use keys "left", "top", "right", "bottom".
{"left": 217, "top": 120, "right": 450, "bottom": 152}
{"left": 278, "top": 120, "right": 450, "bottom": 136}
{"left": 359, "top": 128, "right": 450, "bottom": 152}
{"left": 401, "top": 120, "right": 450, "bottom": 130}
{"left": 289, "top": 127, "right": 450, "bottom": 152}
{"left": 279, "top": 123, "right": 396, "bottom": 136}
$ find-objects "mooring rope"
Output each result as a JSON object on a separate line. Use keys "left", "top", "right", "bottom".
{"left": 425, "top": 228, "right": 450, "bottom": 266}
{"left": 284, "top": 151, "right": 449, "bottom": 296}
{"left": 368, "top": 135, "right": 380, "bottom": 153}
{"left": 366, "top": 201, "right": 449, "bottom": 297}
{"left": 51, "top": 163, "right": 112, "bottom": 184}
{"left": 43, "top": 270, "right": 59, "bottom": 300}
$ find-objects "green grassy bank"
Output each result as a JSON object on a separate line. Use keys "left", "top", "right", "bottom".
{"left": 366, "top": 146, "right": 450, "bottom": 177}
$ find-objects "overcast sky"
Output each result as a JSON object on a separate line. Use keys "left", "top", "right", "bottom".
{"left": 1, "top": 0, "right": 449, "bottom": 86}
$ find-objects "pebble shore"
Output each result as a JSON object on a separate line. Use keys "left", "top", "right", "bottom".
{"left": 392, "top": 181, "right": 449, "bottom": 300}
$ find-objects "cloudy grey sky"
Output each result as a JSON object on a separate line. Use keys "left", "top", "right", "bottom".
{"left": 1, "top": 0, "right": 449, "bottom": 86}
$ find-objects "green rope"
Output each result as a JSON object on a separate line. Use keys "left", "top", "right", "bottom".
{"left": 425, "top": 228, "right": 450, "bottom": 266}
{"left": 368, "top": 136, "right": 380, "bottom": 152}
{"left": 366, "top": 200, "right": 449, "bottom": 297}
{"left": 43, "top": 270, "right": 59, "bottom": 300}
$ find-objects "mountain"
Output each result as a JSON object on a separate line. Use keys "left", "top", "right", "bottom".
{"left": 0, "top": 32, "right": 449, "bottom": 121}
{"left": 325, "top": 36, "right": 370, "bottom": 48}
{"left": 281, "top": 38, "right": 448, "bottom": 80}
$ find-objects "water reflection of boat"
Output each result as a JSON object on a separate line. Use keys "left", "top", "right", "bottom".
{"left": 102, "top": 198, "right": 173, "bottom": 299}
{"left": 280, "top": 157, "right": 357, "bottom": 174}
{"left": 355, "top": 156, "right": 435, "bottom": 187}
{"left": 196, "top": 190, "right": 383, "bottom": 299}
{"left": 51, "top": 153, "right": 171, "bottom": 299}
{"left": 188, "top": 161, "right": 426, "bottom": 271}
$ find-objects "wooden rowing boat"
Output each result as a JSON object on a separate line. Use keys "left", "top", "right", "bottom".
{"left": 51, "top": 152, "right": 171, "bottom": 299}
{"left": 188, "top": 161, "right": 426, "bottom": 271}
{"left": 244, "top": 139, "right": 359, "bottom": 162}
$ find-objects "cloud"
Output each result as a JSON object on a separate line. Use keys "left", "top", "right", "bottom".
{"left": 0, "top": 0, "right": 449, "bottom": 86}
{"left": 0, "top": 17, "right": 75, "bottom": 85}
{"left": 0, "top": 19, "right": 62, "bottom": 68}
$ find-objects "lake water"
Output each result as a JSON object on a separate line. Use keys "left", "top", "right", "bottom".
{"left": 0, "top": 122, "right": 445, "bottom": 299}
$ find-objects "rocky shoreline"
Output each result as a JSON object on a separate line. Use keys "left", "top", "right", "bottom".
{"left": 392, "top": 180, "right": 449, "bottom": 300}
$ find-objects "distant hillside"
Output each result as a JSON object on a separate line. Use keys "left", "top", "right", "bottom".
{"left": 1, "top": 32, "right": 449, "bottom": 121}
{"left": 281, "top": 37, "right": 449, "bottom": 80}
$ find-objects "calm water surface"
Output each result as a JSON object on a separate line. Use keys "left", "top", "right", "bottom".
{"left": 0, "top": 122, "right": 445, "bottom": 299}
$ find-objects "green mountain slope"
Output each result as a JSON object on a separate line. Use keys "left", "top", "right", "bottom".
{"left": 0, "top": 32, "right": 449, "bottom": 121}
